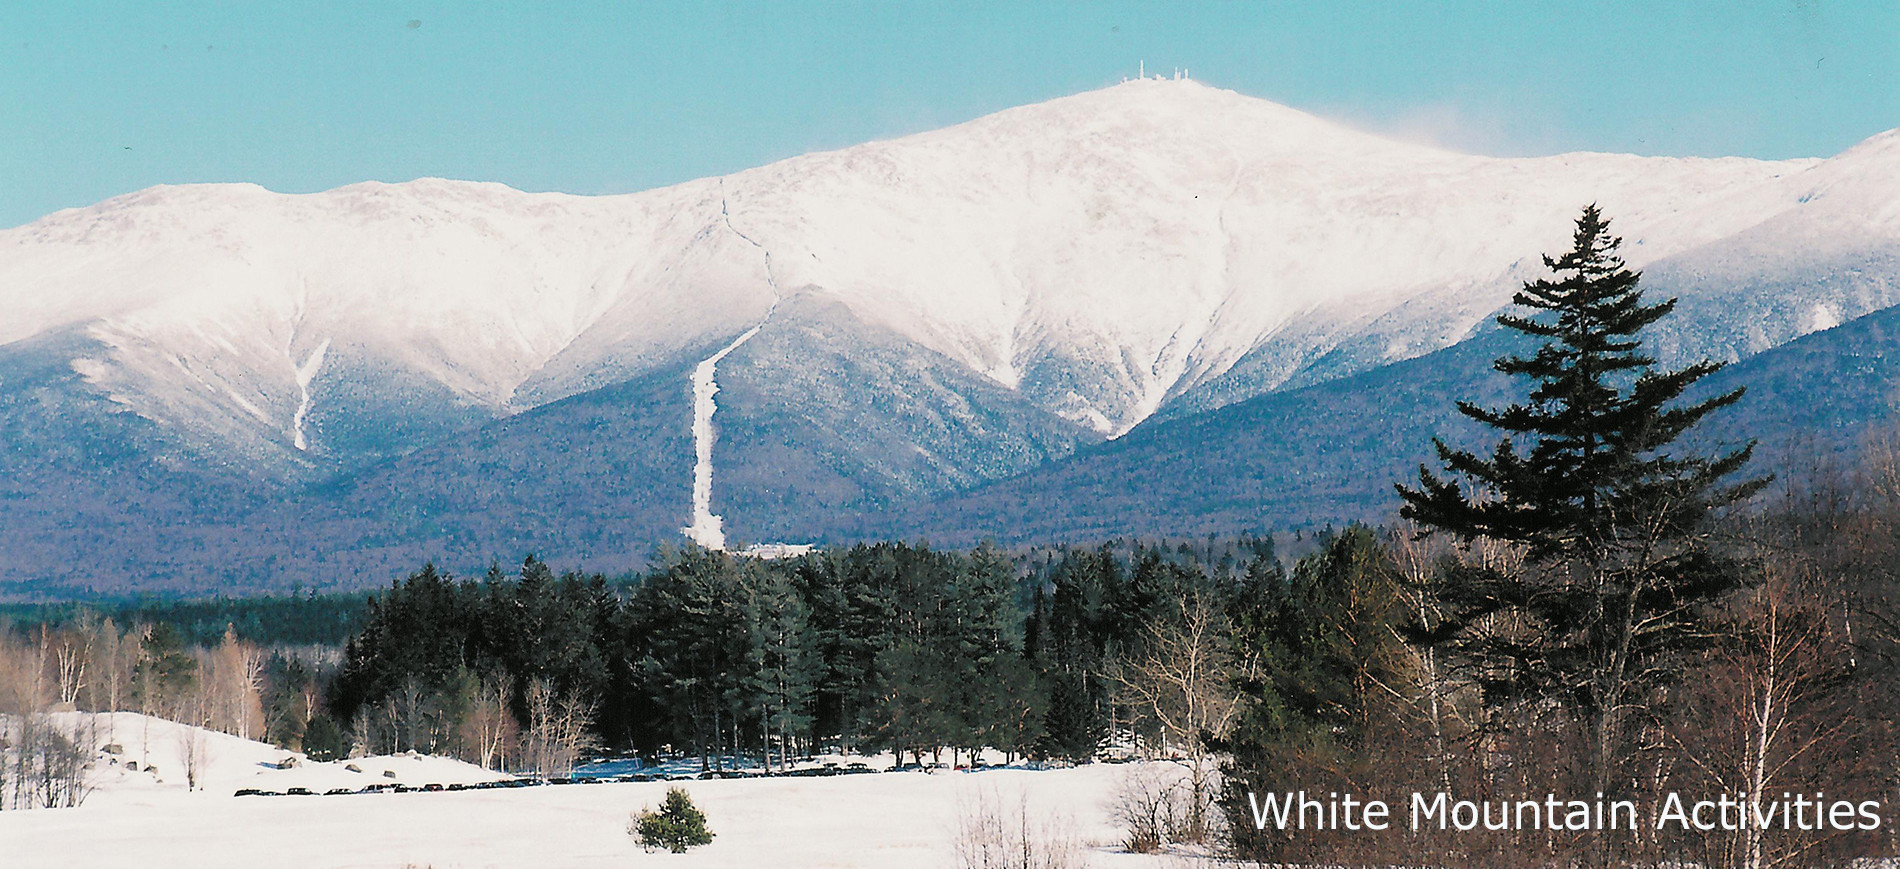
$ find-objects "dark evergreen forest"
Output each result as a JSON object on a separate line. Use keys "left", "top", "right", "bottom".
{"left": 320, "top": 536, "right": 1293, "bottom": 773}
{"left": 0, "top": 594, "right": 371, "bottom": 647}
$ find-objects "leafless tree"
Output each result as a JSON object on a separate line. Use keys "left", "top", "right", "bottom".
{"left": 520, "top": 679, "right": 598, "bottom": 777}
{"left": 1664, "top": 560, "right": 1870, "bottom": 869}
{"left": 0, "top": 626, "right": 46, "bottom": 717}
{"left": 206, "top": 626, "right": 265, "bottom": 741}
{"left": 175, "top": 692, "right": 211, "bottom": 791}
{"left": 0, "top": 628, "right": 92, "bottom": 811}
{"left": 44, "top": 626, "right": 89, "bottom": 709}
{"left": 1108, "top": 589, "right": 1239, "bottom": 843}
{"left": 459, "top": 676, "right": 516, "bottom": 770}
{"left": 7, "top": 714, "right": 93, "bottom": 809}
{"left": 90, "top": 618, "right": 133, "bottom": 729}
{"left": 1388, "top": 522, "right": 1466, "bottom": 792}
{"left": 0, "top": 629, "right": 95, "bottom": 811}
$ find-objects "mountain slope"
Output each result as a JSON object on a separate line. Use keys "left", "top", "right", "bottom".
{"left": 853, "top": 301, "right": 1900, "bottom": 547}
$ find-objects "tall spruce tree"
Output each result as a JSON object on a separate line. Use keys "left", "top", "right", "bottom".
{"left": 1397, "top": 205, "right": 1766, "bottom": 795}
{"left": 743, "top": 565, "right": 817, "bottom": 771}
{"left": 1034, "top": 549, "right": 1112, "bottom": 761}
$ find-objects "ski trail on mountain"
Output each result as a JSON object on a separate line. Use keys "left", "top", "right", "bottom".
{"left": 682, "top": 185, "right": 781, "bottom": 550}
{"left": 291, "top": 339, "right": 330, "bottom": 451}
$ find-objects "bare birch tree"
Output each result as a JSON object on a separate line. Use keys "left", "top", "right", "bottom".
{"left": 1109, "top": 589, "right": 1239, "bottom": 843}
{"left": 521, "top": 679, "right": 598, "bottom": 777}
{"left": 204, "top": 626, "right": 265, "bottom": 741}
{"left": 1665, "top": 567, "right": 1862, "bottom": 869}
{"left": 459, "top": 676, "right": 516, "bottom": 770}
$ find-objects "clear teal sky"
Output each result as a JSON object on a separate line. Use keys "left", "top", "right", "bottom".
{"left": 3, "top": 2, "right": 1896, "bottom": 228}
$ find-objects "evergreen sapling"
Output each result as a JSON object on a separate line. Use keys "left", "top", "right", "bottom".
{"left": 631, "top": 786, "right": 716, "bottom": 853}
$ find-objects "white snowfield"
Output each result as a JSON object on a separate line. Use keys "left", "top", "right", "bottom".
{"left": 4, "top": 77, "right": 1887, "bottom": 474}
{"left": 2, "top": 713, "right": 1186, "bottom": 868}
{"left": 24, "top": 712, "right": 511, "bottom": 808}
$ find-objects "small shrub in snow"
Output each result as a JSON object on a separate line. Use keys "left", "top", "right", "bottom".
{"left": 954, "top": 787, "right": 1089, "bottom": 869}
{"left": 629, "top": 787, "right": 715, "bottom": 853}
{"left": 1108, "top": 764, "right": 1189, "bottom": 853}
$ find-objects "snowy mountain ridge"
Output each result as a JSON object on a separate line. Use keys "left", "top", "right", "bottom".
{"left": 2, "top": 78, "right": 1855, "bottom": 472}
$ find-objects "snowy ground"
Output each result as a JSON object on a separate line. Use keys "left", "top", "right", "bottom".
{"left": 1, "top": 714, "right": 1208, "bottom": 868}
{"left": 30, "top": 712, "right": 513, "bottom": 810}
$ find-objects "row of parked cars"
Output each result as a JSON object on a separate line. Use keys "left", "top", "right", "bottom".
{"left": 685, "top": 762, "right": 879, "bottom": 780}
{"left": 230, "top": 761, "right": 884, "bottom": 797}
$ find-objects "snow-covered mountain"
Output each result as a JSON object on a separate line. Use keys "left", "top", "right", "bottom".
{"left": 0, "top": 80, "right": 1827, "bottom": 452}
{"left": 3, "top": 77, "right": 1898, "bottom": 592}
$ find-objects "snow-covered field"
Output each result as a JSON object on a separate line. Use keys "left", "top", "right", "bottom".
{"left": 1, "top": 714, "right": 1199, "bottom": 868}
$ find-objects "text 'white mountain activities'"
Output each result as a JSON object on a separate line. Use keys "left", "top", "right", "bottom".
{"left": 1246, "top": 791, "right": 1885, "bottom": 833}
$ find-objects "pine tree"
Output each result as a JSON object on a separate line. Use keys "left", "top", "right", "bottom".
{"left": 1236, "top": 526, "right": 1404, "bottom": 750}
{"left": 134, "top": 622, "right": 199, "bottom": 717}
{"left": 868, "top": 638, "right": 954, "bottom": 765}
{"left": 301, "top": 713, "right": 348, "bottom": 762}
{"left": 1037, "top": 551, "right": 1110, "bottom": 760}
{"left": 629, "top": 547, "right": 750, "bottom": 769}
{"left": 631, "top": 787, "right": 715, "bottom": 852}
{"left": 1217, "top": 529, "right": 1413, "bottom": 861}
{"left": 949, "top": 543, "right": 1035, "bottom": 764}
{"left": 1397, "top": 205, "right": 1766, "bottom": 795}
{"left": 743, "top": 565, "right": 817, "bottom": 771}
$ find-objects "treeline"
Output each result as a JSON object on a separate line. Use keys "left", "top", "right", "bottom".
{"left": 0, "top": 592, "right": 371, "bottom": 647}
{"left": 1, "top": 533, "right": 1298, "bottom": 807}
{"left": 323, "top": 538, "right": 1283, "bottom": 779}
